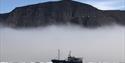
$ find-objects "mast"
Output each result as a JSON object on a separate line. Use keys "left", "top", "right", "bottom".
{"left": 68, "top": 51, "right": 71, "bottom": 57}
{"left": 58, "top": 49, "right": 60, "bottom": 60}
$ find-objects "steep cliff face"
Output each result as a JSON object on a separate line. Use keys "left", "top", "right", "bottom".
{"left": 0, "top": 13, "right": 8, "bottom": 22}
{"left": 104, "top": 10, "right": 125, "bottom": 25}
{"left": 0, "top": 0, "right": 124, "bottom": 28}
{"left": 0, "top": 15, "right": 3, "bottom": 22}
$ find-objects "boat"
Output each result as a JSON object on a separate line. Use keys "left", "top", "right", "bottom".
{"left": 51, "top": 50, "right": 82, "bottom": 63}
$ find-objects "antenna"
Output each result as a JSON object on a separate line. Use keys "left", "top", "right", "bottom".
{"left": 68, "top": 51, "right": 71, "bottom": 57}
{"left": 58, "top": 49, "right": 60, "bottom": 60}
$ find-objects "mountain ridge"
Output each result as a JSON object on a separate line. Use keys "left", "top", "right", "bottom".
{"left": 0, "top": 0, "right": 125, "bottom": 28}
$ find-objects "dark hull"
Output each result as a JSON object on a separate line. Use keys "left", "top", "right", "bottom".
{"left": 52, "top": 60, "right": 82, "bottom": 63}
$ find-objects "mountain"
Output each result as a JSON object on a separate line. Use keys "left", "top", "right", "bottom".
{"left": 104, "top": 10, "right": 125, "bottom": 25}
{"left": 0, "top": 0, "right": 125, "bottom": 28}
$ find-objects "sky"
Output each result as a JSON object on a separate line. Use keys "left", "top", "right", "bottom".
{"left": 0, "top": 0, "right": 125, "bottom": 13}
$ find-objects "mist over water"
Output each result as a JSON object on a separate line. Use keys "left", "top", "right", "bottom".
{"left": 0, "top": 25, "right": 125, "bottom": 62}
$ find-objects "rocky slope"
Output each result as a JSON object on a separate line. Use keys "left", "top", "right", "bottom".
{"left": 0, "top": 0, "right": 125, "bottom": 28}
{"left": 104, "top": 10, "right": 125, "bottom": 25}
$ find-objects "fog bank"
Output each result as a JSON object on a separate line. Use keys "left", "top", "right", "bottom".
{"left": 0, "top": 25, "right": 125, "bottom": 62}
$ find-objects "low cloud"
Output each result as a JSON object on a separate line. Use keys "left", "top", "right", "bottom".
{"left": 0, "top": 25, "right": 125, "bottom": 62}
